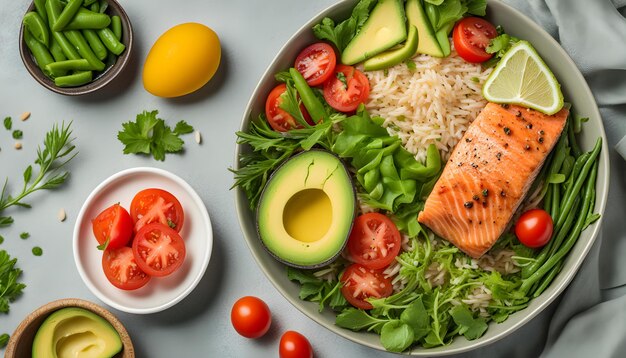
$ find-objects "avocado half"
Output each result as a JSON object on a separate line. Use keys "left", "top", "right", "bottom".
{"left": 256, "top": 150, "right": 356, "bottom": 269}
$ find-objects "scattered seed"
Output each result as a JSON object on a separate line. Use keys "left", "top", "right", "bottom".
{"left": 20, "top": 112, "right": 30, "bottom": 121}
{"left": 14, "top": 142, "right": 22, "bottom": 150}
{"left": 58, "top": 208, "right": 67, "bottom": 222}
{"left": 194, "top": 130, "right": 202, "bottom": 144}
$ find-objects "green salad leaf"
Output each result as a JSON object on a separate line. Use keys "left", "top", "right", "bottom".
{"left": 381, "top": 320, "right": 415, "bottom": 352}
{"left": 312, "top": 0, "right": 377, "bottom": 52}
{"left": 450, "top": 305, "right": 488, "bottom": 340}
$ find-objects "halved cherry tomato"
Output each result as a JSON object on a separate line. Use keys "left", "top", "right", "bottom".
{"left": 279, "top": 331, "right": 313, "bottom": 358}
{"left": 130, "top": 188, "right": 184, "bottom": 233}
{"left": 452, "top": 17, "right": 498, "bottom": 63}
{"left": 265, "top": 84, "right": 313, "bottom": 132}
{"left": 323, "top": 65, "right": 370, "bottom": 113}
{"left": 294, "top": 42, "right": 337, "bottom": 86}
{"left": 347, "top": 213, "right": 401, "bottom": 270}
{"left": 231, "top": 296, "right": 272, "bottom": 339}
{"left": 515, "top": 209, "right": 554, "bottom": 248}
{"left": 102, "top": 246, "right": 151, "bottom": 290}
{"left": 340, "top": 263, "right": 393, "bottom": 310}
{"left": 132, "top": 223, "right": 186, "bottom": 277}
{"left": 92, "top": 203, "right": 133, "bottom": 250}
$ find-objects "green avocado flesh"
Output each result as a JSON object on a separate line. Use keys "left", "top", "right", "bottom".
{"left": 32, "top": 307, "right": 123, "bottom": 358}
{"left": 257, "top": 150, "right": 356, "bottom": 268}
{"left": 341, "top": 0, "right": 407, "bottom": 65}
{"left": 363, "top": 25, "right": 419, "bottom": 71}
{"left": 406, "top": 0, "right": 445, "bottom": 57}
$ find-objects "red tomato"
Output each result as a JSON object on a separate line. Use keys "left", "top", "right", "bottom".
{"left": 132, "top": 223, "right": 186, "bottom": 277}
{"left": 102, "top": 246, "right": 151, "bottom": 290}
{"left": 452, "top": 17, "right": 498, "bottom": 63}
{"left": 265, "top": 84, "right": 313, "bottom": 132}
{"left": 294, "top": 42, "right": 337, "bottom": 86}
{"left": 347, "top": 213, "right": 401, "bottom": 270}
{"left": 279, "top": 331, "right": 313, "bottom": 358}
{"left": 323, "top": 65, "right": 370, "bottom": 113}
{"left": 92, "top": 203, "right": 133, "bottom": 250}
{"left": 230, "top": 296, "right": 272, "bottom": 339}
{"left": 130, "top": 188, "right": 184, "bottom": 233}
{"left": 515, "top": 209, "right": 554, "bottom": 248}
{"left": 340, "top": 264, "right": 393, "bottom": 310}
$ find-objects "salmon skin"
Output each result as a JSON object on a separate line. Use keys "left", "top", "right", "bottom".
{"left": 417, "top": 103, "right": 569, "bottom": 258}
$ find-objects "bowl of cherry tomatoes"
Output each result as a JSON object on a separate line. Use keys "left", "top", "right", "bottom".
{"left": 73, "top": 167, "right": 213, "bottom": 314}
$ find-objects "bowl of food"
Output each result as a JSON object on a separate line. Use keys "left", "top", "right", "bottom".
{"left": 233, "top": 0, "right": 609, "bottom": 355}
{"left": 73, "top": 167, "right": 213, "bottom": 314}
{"left": 5, "top": 298, "right": 134, "bottom": 358}
{"left": 19, "top": 0, "right": 133, "bottom": 95}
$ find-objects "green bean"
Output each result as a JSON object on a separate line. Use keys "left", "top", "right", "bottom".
{"left": 49, "top": 36, "right": 67, "bottom": 62}
{"left": 64, "top": 30, "right": 105, "bottom": 71}
{"left": 97, "top": 28, "right": 125, "bottom": 55}
{"left": 34, "top": 0, "right": 48, "bottom": 29}
{"left": 550, "top": 183, "right": 560, "bottom": 219}
{"left": 89, "top": 1, "right": 99, "bottom": 12}
{"left": 23, "top": 12, "right": 50, "bottom": 48}
{"left": 559, "top": 155, "right": 574, "bottom": 184}
{"left": 111, "top": 15, "right": 122, "bottom": 40}
{"left": 46, "top": 0, "right": 81, "bottom": 60}
{"left": 520, "top": 159, "right": 598, "bottom": 293}
{"left": 64, "top": 8, "right": 111, "bottom": 30}
{"left": 54, "top": 70, "right": 92, "bottom": 87}
{"left": 98, "top": 0, "right": 109, "bottom": 14}
{"left": 23, "top": 28, "right": 54, "bottom": 75}
{"left": 567, "top": 120, "right": 582, "bottom": 158}
{"left": 45, "top": 0, "right": 63, "bottom": 25}
{"left": 548, "top": 197, "right": 580, "bottom": 258}
{"left": 44, "top": 59, "right": 94, "bottom": 77}
{"left": 289, "top": 68, "right": 329, "bottom": 124}
{"left": 84, "top": 0, "right": 99, "bottom": 5}
{"left": 82, "top": 29, "right": 107, "bottom": 60}
{"left": 532, "top": 260, "right": 564, "bottom": 298}
{"left": 542, "top": 184, "right": 553, "bottom": 212}
{"left": 556, "top": 138, "right": 602, "bottom": 230}
{"left": 52, "top": 0, "right": 84, "bottom": 32}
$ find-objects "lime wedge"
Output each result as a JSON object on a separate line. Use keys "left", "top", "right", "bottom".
{"left": 482, "top": 41, "right": 564, "bottom": 115}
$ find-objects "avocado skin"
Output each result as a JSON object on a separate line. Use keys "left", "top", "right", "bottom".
{"left": 341, "top": 0, "right": 407, "bottom": 65}
{"left": 363, "top": 25, "right": 419, "bottom": 71}
{"left": 32, "top": 307, "right": 123, "bottom": 358}
{"left": 256, "top": 150, "right": 356, "bottom": 269}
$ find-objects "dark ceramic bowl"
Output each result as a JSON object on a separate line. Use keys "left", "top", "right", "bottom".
{"left": 18, "top": 0, "right": 133, "bottom": 95}
{"left": 5, "top": 298, "right": 134, "bottom": 358}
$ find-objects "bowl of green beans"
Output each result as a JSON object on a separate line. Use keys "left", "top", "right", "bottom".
{"left": 19, "top": 0, "right": 133, "bottom": 95}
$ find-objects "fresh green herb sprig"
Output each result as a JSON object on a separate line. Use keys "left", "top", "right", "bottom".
{"left": 484, "top": 25, "right": 520, "bottom": 68}
{"left": 312, "top": 0, "right": 377, "bottom": 53}
{"left": 0, "top": 333, "right": 9, "bottom": 349}
{"left": 117, "top": 110, "right": 195, "bottom": 161}
{"left": 0, "top": 250, "right": 26, "bottom": 314}
{"left": 0, "top": 122, "right": 76, "bottom": 228}
{"left": 3, "top": 117, "right": 11, "bottom": 131}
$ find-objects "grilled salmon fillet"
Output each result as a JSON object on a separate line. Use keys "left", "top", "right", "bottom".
{"left": 417, "top": 103, "right": 569, "bottom": 258}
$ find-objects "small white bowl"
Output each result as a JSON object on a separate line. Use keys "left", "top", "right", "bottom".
{"left": 73, "top": 167, "right": 213, "bottom": 314}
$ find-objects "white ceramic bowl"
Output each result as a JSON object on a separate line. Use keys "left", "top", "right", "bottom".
{"left": 73, "top": 167, "right": 213, "bottom": 314}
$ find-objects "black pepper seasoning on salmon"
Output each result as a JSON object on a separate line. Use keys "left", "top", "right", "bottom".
{"left": 500, "top": 190, "right": 506, "bottom": 197}
{"left": 473, "top": 195, "right": 480, "bottom": 201}
{"left": 526, "top": 123, "right": 533, "bottom": 129}
{"left": 464, "top": 201, "right": 474, "bottom": 208}
{"left": 482, "top": 189, "right": 489, "bottom": 197}
{"left": 504, "top": 127, "right": 511, "bottom": 135}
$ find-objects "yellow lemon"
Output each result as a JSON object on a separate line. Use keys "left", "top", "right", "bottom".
{"left": 143, "top": 23, "right": 221, "bottom": 97}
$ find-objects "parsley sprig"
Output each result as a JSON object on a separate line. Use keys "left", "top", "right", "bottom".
{"left": 0, "top": 122, "right": 76, "bottom": 228}
{"left": 0, "top": 250, "right": 26, "bottom": 314}
{"left": 117, "top": 110, "right": 195, "bottom": 161}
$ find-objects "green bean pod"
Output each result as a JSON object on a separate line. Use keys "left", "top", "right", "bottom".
{"left": 289, "top": 68, "right": 329, "bottom": 124}
{"left": 98, "top": 0, "right": 109, "bottom": 14}
{"left": 83, "top": 29, "right": 107, "bottom": 60}
{"left": 49, "top": 36, "right": 67, "bottom": 62}
{"left": 84, "top": 0, "right": 99, "bottom": 5}
{"left": 111, "top": 15, "right": 122, "bottom": 40}
{"left": 89, "top": 1, "right": 99, "bottom": 12}
{"left": 532, "top": 260, "right": 564, "bottom": 298}
{"left": 65, "top": 30, "right": 106, "bottom": 71}
{"left": 550, "top": 183, "right": 560, "bottom": 219}
{"left": 44, "top": 59, "right": 94, "bottom": 77}
{"left": 34, "top": 0, "right": 48, "bottom": 25}
{"left": 52, "top": 0, "right": 84, "bottom": 32}
{"left": 64, "top": 8, "right": 111, "bottom": 30}
{"left": 54, "top": 70, "right": 93, "bottom": 87}
{"left": 97, "top": 28, "right": 125, "bottom": 55}
{"left": 46, "top": 0, "right": 81, "bottom": 60}
{"left": 23, "top": 28, "right": 54, "bottom": 75}
{"left": 567, "top": 121, "right": 582, "bottom": 158}
{"left": 23, "top": 12, "right": 50, "bottom": 48}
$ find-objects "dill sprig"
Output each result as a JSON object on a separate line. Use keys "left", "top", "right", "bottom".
{"left": 0, "top": 122, "right": 77, "bottom": 227}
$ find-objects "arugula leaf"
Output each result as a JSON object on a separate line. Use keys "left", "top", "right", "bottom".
{"left": 117, "top": 110, "right": 194, "bottom": 161}
{"left": 286, "top": 266, "right": 347, "bottom": 311}
{"left": 381, "top": 320, "right": 415, "bottom": 352}
{"left": 400, "top": 297, "right": 430, "bottom": 341}
{"left": 450, "top": 305, "right": 488, "bottom": 340}
{"left": 312, "top": 0, "right": 376, "bottom": 52}
{"left": 335, "top": 308, "right": 388, "bottom": 332}
{"left": 0, "top": 250, "right": 26, "bottom": 314}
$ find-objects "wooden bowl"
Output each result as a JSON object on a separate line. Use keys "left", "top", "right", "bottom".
{"left": 18, "top": 0, "right": 133, "bottom": 95}
{"left": 5, "top": 298, "right": 134, "bottom": 358}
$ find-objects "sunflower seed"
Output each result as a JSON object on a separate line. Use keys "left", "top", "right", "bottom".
{"left": 194, "top": 130, "right": 202, "bottom": 144}
{"left": 20, "top": 112, "right": 31, "bottom": 121}
{"left": 58, "top": 208, "right": 66, "bottom": 222}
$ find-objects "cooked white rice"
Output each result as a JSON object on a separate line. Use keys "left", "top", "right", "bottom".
{"left": 364, "top": 50, "right": 491, "bottom": 162}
